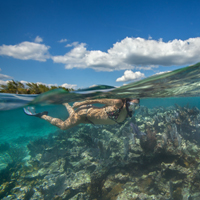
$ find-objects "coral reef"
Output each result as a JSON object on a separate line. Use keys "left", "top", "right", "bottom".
{"left": 1, "top": 104, "right": 200, "bottom": 199}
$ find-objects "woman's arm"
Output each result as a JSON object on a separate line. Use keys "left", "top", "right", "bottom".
{"left": 73, "top": 99, "right": 123, "bottom": 108}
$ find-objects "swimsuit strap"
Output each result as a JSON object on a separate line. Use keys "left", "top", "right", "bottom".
{"left": 106, "top": 99, "right": 126, "bottom": 123}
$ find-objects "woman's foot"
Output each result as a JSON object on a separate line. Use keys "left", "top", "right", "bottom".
{"left": 23, "top": 107, "right": 48, "bottom": 117}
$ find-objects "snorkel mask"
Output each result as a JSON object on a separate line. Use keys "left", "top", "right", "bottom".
{"left": 126, "top": 99, "right": 140, "bottom": 117}
{"left": 128, "top": 102, "right": 140, "bottom": 111}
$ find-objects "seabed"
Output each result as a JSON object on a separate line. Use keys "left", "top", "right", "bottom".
{"left": 1, "top": 104, "right": 200, "bottom": 199}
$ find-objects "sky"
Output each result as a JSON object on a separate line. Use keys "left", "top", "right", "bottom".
{"left": 0, "top": 0, "right": 200, "bottom": 89}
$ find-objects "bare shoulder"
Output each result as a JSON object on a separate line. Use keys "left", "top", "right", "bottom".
{"left": 103, "top": 99, "right": 123, "bottom": 107}
{"left": 110, "top": 99, "right": 122, "bottom": 104}
{"left": 113, "top": 99, "right": 124, "bottom": 107}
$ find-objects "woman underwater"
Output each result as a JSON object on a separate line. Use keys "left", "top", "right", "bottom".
{"left": 24, "top": 98, "right": 140, "bottom": 130}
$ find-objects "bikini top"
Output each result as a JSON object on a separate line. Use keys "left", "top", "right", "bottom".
{"left": 106, "top": 99, "right": 132, "bottom": 123}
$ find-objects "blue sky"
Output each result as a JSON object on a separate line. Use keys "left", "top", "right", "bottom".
{"left": 0, "top": 0, "right": 200, "bottom": 89}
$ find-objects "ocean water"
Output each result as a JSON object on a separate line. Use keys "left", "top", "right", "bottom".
{"left": 1, "top": 63, "right": 200, "bottom": 199}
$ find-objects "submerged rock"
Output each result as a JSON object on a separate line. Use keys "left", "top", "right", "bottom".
{"left": 2, "top": 104, "right": 200, "bottom": 199}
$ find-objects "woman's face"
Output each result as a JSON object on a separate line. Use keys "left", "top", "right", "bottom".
{"left": 128, "top": 99, "right": 140, "bottom": 111}
{"left": 130, "top": 99, "right": 139, "bottom": 104}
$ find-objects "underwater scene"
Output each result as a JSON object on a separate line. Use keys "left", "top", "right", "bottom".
{"left": 2, "top": 63, "right": 200, "bottom": 200}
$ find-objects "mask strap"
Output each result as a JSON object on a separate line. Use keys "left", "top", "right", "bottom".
{"left": 126, "top": 100, "right": 132, "bottom": 117}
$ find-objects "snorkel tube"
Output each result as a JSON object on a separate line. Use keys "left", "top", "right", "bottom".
{"left": 126, "top": 98, "right": 140, "bottom": 117}
{"left": 126, "top": 99, "right": 133, "bottom": 117}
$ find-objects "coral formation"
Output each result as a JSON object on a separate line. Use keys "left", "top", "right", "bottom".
{"left": 1, "top": 104, "right": 200, "bottom": 199}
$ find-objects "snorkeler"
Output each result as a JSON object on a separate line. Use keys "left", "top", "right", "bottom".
{"left": 23, "top": 98, "right": 140, "bottom": 130}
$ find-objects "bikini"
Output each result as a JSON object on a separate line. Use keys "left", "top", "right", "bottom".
{"left": 80, "top": 99, "right": 133, "bottom": 125}
{"left": 106, "top": 99, "right": 132, "bottom": 124}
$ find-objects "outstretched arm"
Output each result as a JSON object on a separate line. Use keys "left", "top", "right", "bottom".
{"left": 73, "top": 99, "right": 123, "bottom": 108}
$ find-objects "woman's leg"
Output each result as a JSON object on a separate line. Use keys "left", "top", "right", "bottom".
{"left": 40, "top": 113, "right": 82, "bottom": 130}
{"left": 63, "top": 103, "right": 75, "bottom": 115}
{"left": 40, "top": 103, "right": 83, "bottom": 130}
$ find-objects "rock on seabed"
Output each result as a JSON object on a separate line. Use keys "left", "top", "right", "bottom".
{"left": 1, "top": 105, "right": 200, "bottom": 199}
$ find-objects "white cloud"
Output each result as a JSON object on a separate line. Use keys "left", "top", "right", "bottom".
{"left": 0, "top": 41, "right": 50, "bottom": 61}
{"left": 20, "top": 80, "right": 77, "bottom": 89}
{"left": 34, "top": 36, "right": 43, "bottom": 43}
{"left": 21, "top": 81, "right": 57, "bottom": 88}
{"left": 0, "top": 73, "right": 12, "bottom": 80}
{"left": 2, "top": 37, "right": 200, "bottom": 72}
{"left": 52, "top": 37, "right": 200, "bottom": 71}
{"left": 0, "top": 68, "right": 1, "bottom": 71}
{"left": 136, "top": 65, "right": 158, "bottom": 70}
{"left": 52, "top": 43, "right": 89, "bottom": 69}
{"left": 65, "top": 42, "right": 79, "bottom": 47}
{"left": 0, "top": 78, "right": 77, "bottom": 90}
{"left": 58, "top": 39, "right": 67, "bottom": 43}
{"left": 19, "top": 80, "right": 28, "bottom": 85}
{"left": 0, "top": 80, "right": 9, "bottom": 85}
{"left": 116, "top": 70, "right": 145, "bottom": 82}
{"left": 61, "top": 83, "right": 77, "bottom": 89}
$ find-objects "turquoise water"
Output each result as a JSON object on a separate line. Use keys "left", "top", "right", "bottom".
{"left": 1, "top": 97, "right": 199, "bottom": 147}
{"left": 1, "top": 63, "right": 200, "bottom": 199}
{"left": 0, "top": 105, "right": 64, "bottom": 145}
{"left": 1, "top": 97, "right": 200, "bottom": 145}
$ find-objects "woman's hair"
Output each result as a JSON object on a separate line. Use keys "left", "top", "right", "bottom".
{"left": 125, "top": 98, "right": 140, "bottom": 103}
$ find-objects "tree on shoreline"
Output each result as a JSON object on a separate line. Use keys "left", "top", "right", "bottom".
{"left": 0, "top": 80, "right": 74, "bottom": 94}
